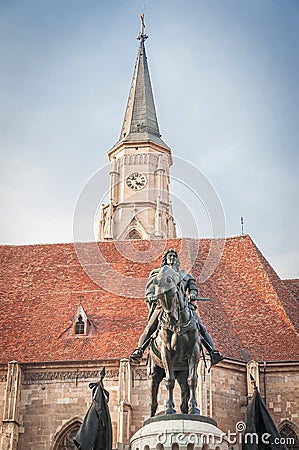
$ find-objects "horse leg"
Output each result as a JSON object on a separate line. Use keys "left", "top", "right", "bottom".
{"left": 148, "top": 365, "right": 165, "bottom": 417}
{"left": 161, "top": 333, "right": 176, "bottom": 415}
{"left": 188, "top": 343, "right": 201, "bottom": 415}
{"left": 175, "top": 370, "right": 189, "bottom": 414}
{"left": 165, "top": 361, "right": 176, "bottom": 415}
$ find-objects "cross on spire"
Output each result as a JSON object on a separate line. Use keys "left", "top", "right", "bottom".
{"left": 137, "top": 13, "right": 148, "bottom": 42}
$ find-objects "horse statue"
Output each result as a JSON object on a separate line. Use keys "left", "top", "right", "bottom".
{"left": 147, "top": 265, "right": 202, "bottom": 416}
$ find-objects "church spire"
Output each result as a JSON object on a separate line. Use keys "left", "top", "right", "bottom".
{"left": 99, "top": 15, "right": 176, "bottom": 241}
{"left": 115, "top": 15, "right": 170, "bottom": 151}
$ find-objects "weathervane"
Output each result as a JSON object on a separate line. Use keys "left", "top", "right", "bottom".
{"left": 137, "top": 13, "right": 148, "bottom": 42}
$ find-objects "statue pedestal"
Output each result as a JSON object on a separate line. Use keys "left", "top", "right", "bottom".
{"left": 130, "top": 414, "right": 228, "bottom": 450}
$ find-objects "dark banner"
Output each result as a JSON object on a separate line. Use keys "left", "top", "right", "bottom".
{"left": 74, "top": 368, "right": 112, "bottom": 450}
{"left": 242, "top": 388, "right": 287, "bottom": 450}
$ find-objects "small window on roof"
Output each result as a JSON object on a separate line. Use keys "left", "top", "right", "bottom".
{"left": 75, "top": 316, "right": 85, "bottom": 335}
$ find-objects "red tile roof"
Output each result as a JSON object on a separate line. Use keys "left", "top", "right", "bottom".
{"left": 0, "top": 235, "right": 298, "bottom": 364}
{"left": 283, "top": 279, "right": 299, "bottom": 302}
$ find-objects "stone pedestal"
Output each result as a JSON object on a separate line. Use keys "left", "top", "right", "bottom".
{"left": 130, "top": 414, "right": 228, "bottom": 450}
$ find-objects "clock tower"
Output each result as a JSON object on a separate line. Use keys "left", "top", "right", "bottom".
{"left": 99, "top": 17, "right": 176, "bottom": 241}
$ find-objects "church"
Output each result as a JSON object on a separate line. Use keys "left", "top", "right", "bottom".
{"left": 0, "top": 18, "right": 298, "bottom": 450}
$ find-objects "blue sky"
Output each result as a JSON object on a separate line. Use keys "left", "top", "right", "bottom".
{"left": 0, "top": 0, "right": 298, "bottom": 279}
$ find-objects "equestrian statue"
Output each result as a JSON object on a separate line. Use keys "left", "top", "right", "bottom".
{"left": 130, "top": 248, "right": 223, "bottom": 417}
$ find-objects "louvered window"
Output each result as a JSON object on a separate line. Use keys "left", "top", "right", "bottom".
{"left": 75, "top": 316, "right": 85, "bottom": 335}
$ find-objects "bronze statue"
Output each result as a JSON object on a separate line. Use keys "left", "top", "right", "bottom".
{"left": 130, "top": 249, "right": 223, "bottom": 365}
{"left": 74, "top": 368, "right": 112, "bottom": 450}
{"left": 130, "top": 249, "right": 223, "bottom": 416}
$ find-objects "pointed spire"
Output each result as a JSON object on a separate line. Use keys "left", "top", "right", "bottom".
{"left": 114, "top": 15, "right": 170, "bottom": 151}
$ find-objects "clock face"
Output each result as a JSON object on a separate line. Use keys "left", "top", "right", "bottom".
{"left": 126, "top": 173, "right": 147, "bottom": 190}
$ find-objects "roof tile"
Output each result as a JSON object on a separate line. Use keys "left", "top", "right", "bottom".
{"left": 1, "top": 236, "right": 298, "bottom": 363}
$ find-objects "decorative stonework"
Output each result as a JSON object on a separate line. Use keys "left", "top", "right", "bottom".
{"left": 23, "top": 369, "right": 119, "bottom": 385}
{"left": 0, "top": 374, "right": 7, "bottom": 382}
{"left": 246, "top": 360, "right": 260, "bottom": 398}
{"left": 132, "top": 368, "right": 147, "bottom": 380}
{"left": 198, "top": 358, "right": 212, "bottom": 417}
{"left": 1, "top": 362, "right": 22, "bottom": 450}
{"left": 117, "top": 359, "right": 132, "bottom": 446}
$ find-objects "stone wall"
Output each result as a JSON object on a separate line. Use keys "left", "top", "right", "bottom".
{"left": 260, "top": 362, "right": 299, "bottom": 426}
{"left": 0, "top": 359, "right": 298, "bottom": 450}
{"left": 210, "top": 359, "right": 247, "bottom": 433}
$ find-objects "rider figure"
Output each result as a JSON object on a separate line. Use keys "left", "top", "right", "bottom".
{"left": 130, "top": 249, "right": 224, "bottom": 366}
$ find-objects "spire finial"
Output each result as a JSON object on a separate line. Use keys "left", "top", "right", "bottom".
{"left": 137, "top": 13, "right": 148, "bottom": 42}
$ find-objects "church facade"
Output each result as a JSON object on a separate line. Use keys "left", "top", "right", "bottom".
{"left": 1, "top": 20, "right": 299, "bottom": 450}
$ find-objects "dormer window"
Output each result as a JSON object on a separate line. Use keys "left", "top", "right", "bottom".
{"left": 75, "top": 316, "right": 85, "bottom": 335}
{"left": 72, "top": 304, "right": 91, "bottom": 337}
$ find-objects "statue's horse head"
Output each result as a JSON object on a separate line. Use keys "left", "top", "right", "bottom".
{"left": 153, "top": 265, "right": 181, "bottom": 322}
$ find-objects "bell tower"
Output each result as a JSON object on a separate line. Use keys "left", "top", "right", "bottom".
{"left": 99, "top": 16, "right": 176, "bottom": 241}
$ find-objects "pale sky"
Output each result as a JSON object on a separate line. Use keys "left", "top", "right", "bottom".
{"left": 0, "top": 0, "right": 298, "bottom": 279}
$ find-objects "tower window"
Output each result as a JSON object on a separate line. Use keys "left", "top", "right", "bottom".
{"left": 75, "top": 316, "right": 85, "bottom": 335}
{"left": 128, "top": 229, "right": 141, "bottom": 240}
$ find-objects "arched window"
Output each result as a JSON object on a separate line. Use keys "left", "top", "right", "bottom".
{"left": 280, "top": 423, "right": 299, "bottom": 450}
{"left": 156, "top": 444, "right": 164, "bottom": 450}
{"left": 54, "top": 421, "right": 81, "bottom": 450}
{"left": 75, "top": 316, "right": 85, "bottom": 335}
{"left": 128, "top": 229, "right": 141, "bottom": 240}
